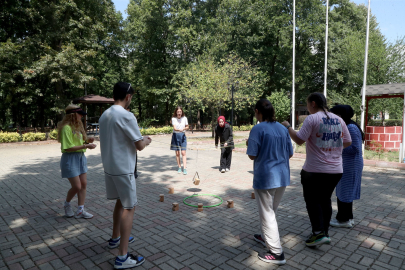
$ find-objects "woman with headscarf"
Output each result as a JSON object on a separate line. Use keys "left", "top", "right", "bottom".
{"left": 330, "top": 105, "right": 364, "bottom": 228}
{"left": 215, "top": 116, "right": 234, "bottom": 173}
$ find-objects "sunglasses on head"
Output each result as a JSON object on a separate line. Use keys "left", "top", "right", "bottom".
{"left": 127, "top": 83, "right": 131, "bottom": 93}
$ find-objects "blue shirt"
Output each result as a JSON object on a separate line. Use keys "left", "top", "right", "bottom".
{"left": 247, "top": 121, "right": 293, "bottom": 189}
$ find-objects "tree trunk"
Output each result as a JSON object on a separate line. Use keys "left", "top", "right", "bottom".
{"left": 197, "top": 110, "right": 201, "bottom": 129}
{"left": 165, "top": 99, "right": 169, "bottom": 125}
{"left": 137, "top": 89, "right": 142, "bottom": 120}
{"left": 211, "top": 108, "right": 216, "bottom": 138}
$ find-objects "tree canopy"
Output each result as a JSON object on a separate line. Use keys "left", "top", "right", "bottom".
{"left": 1, "top": 0, "right": 404, "bottom": 131}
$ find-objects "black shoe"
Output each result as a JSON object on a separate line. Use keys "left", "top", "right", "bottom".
{"left": 258, "top": 251, "right": 286, "bottom": 265}
{"left": 305, "top": 232, "right": 331, "bottom": 247}
{"left": 253, "top": 234, "right": 266, "bottom": 247}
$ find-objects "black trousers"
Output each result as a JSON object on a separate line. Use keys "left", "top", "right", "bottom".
{"left": 220, "top": 147, "right": 232, "bottom": 170}
{"left": 336, "top": 198, "right": 353, "bottom": 222}
{"left": 301, "top": 170, "right": 342, "bottom": 234}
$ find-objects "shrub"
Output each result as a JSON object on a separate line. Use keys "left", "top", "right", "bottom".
{"left": 22, "top": 132, "right": 46, "bottom": 142}
{"left": 0, "top": 131, "right": 21, "bottom": 143}
{"left": 49, "top": 129, "right": 58, "bottom": 140}
{"left": 368, "top": 119, "right": 402, "bottom": 126}
{"left": 140, "top": 126, "right": 173, "bottom": 135}
{"left": 233, "top": 125, "right": 254, "bottom": 131}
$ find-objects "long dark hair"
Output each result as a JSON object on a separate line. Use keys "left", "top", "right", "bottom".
{"left": 255, "top": 99, "right": 276, "bottom": 122}
{"left": 172, "top": 106, "right": 185, "bottom": 117}
{"left": 307, "top": 92, "right": 329, "bottom": 119}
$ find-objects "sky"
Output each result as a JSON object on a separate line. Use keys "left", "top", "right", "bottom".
{"left": 112, "top": 0, "right": 404, "bottom": 44}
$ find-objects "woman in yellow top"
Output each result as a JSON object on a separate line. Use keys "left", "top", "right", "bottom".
{"left": 57, "top": 104, "right": 97, "bottom": 219}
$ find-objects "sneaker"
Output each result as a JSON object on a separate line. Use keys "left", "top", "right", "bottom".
{"left": 258, "top": 251, "right": 286, "bottom": 265}
{"left": 221, "top": 169, "right": 225, "bottom": 173}
{"left": 74, "top": 209, "right": 93, "bottom": 219}
{"left": 254, "top": 234, "right": 266, "bottom": 247}
{"left": 183, "top": 169, "right": 188, "bottom": 175}
{"left": 64, "top": 204, "right": 74, "bottom": 218}
{"left": 177, "top": 167, "right": 182, "bottom": 174}
{"left": 135, "top": 172, "right": 139, "bottom": 178}
{"left": 114, "top": 253, "right": 145, "bottom": 269}
{"left": 305, "top": 232, "right": 330, "bottom": 247}
{"left": 350, "top": 219, "right": 355, "bottom": 226}
{"left": 226, "top": 168, "right": 230, "bottom": 172}
{"left": 330, "top": 219, "right": 353, "bottom": 228}
{"left": 108, "top": 236, "right": 135, "bottom": 249}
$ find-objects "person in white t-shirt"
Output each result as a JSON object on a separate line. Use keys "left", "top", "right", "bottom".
{"left": 170, "top": 106, "right": 189, "bottom": 175}
{"left": 99, "top": 82, "right": 151, "bottom": 269}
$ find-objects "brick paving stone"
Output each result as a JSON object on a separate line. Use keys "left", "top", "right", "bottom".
{"left": 1, "top": 136, "right": 405, "bottom": 269}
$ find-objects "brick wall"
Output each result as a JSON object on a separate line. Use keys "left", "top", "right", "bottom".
{"left": 365, "top": 126, "right": 403, "bottom": 151}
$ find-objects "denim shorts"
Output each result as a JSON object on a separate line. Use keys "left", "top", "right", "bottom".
{"left": 60, "top": 152, "right": 88, "bottom": 178}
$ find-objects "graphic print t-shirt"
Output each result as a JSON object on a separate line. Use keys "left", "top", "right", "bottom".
{"left": 172, "top": 117, "right": 188, "bottom": 133}
{"left": 296, "top": 112, "right": 351, "bottom": 174}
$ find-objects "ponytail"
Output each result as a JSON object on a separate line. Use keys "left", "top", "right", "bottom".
{"left": 307, "top": 92, "right": 330, "bottom": 119}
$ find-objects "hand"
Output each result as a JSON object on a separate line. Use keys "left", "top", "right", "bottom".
{"left": 178, "top": 128, "right": 183, "bottom": 132}
{"left": 87, "top": 143, "right": 97, "bottom": 149}
{"left": 144, "top": 136, "right": 152, "bottom": 146}
{"left": 281, "top": 121, "right": 290, "bottom": 128}
{"left": 87, "top": 137, "right": 95, "bottom": 143}
{"left": 224, "top": 143, "right": 228, "bottom": 147}
{"left": 246, "top": 139, "right": 249, "bottom": 147}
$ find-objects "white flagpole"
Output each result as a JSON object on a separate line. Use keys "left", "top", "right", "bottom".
{"left": 323, "top": 0, "right": 329, "bottom": 98}
{"left": 361, "top": 0, "right": 371, "bottom": 155}
{"left": 292, "top": 0, "right": 296, "bottom": 130}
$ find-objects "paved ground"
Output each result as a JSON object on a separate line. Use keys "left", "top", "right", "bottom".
{"left": 1, "top": 133, "right": 405, "bottom": 270}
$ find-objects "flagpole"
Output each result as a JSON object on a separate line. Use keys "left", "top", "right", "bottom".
{"left": 361, "top": 0, "right": 371, "bottom": 155}
{"left": 292, "top": 0, "right": 296, "bottom": 130}
{"left": 323, "top": 0, "right": 329, "bottom": 98}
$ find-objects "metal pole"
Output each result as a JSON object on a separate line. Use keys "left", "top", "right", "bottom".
{"left": 292, "top": 0, "right": 296, "bottom": 130}
{"left": 231, "top": 84, "right": 234, "bottom": 130}
{"left": 323, "top": 0, "right": 329, "bottom": 98}
{"left": 360, "top": 0, "right": 371, "bottom": 155}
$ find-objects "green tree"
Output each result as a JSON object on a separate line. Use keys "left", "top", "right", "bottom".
{"left": 267, "top": 90, "right": 292, "bottom": 122}
{"left": 173, "top": 53, "right": 265, "bottom": 136}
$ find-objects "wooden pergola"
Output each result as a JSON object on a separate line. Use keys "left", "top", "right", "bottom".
{"left": 72, "top": 94, "right": 114, "bottom": 129}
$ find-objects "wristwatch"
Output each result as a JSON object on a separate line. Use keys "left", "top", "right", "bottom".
{"left": 285, "top": 125, "right": 291, "bottom": 130}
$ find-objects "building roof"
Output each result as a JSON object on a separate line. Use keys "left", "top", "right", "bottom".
{"left": 72, "top": 94, "right": 114, "bottom": 104}
{"left": 366, "top": 83, "right": 405, "bottom": 96}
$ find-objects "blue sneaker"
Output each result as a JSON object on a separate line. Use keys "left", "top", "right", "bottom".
{"left": 108, "top": 236, "right": 135, "bottom": 249}
{"left": 114, "top": 253, "right": 145, "bottom": 269}
{"left": 177, "top": 167, "right": 182, "bottom": 174}
{"left": 183, "top": 169, "right": 188, "bottom": 175}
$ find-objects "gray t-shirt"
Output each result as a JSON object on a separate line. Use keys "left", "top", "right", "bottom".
{"left": 99, "top": 105, "right": 143, "bottom": 175}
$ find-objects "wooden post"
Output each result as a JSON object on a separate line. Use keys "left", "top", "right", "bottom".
{"left": 172, "top": 203, "right": 179, "bottom": 211}
{"left": 227, "top": 200, "right": 234, "bottom": 208}
{"left": 159, "top": 194, "right": 164, "bottom": 202}
{"left": 197, "top": 203, "right": 203, "bottom": 212}
{"left": 251, "top": 192, "right": 255, "bottom": 199}
{"left": 168, "top": 187, "right": 174, "bottom": 194}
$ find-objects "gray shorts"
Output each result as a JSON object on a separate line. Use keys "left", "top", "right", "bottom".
{"left": 60, "top": 152, "right": 88, "bottom": 178}
{"left": 105, "top": 173, "right": 138, "bottom": 209}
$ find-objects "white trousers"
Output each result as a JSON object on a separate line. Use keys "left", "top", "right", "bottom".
{"left": 254, "top": 187, "right": 286, "bottom": 255}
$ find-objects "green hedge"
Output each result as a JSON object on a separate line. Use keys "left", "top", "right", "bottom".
{"left": 368, "top": 119, "right": 402, "bottom": 126}
{"left": 0, "top": 132, "right": 21, "bottom": 143}
{"left": 140, "top": 126, "right": 173, "bottom": 135}
{"left": 233, "top": 125, "right": 254, "bottom": 131}
{"left": 49, "top": 129, "right": 58, "bottom": 140}
{"left": 22, "top": 132, "right": 46, "bottom": 142}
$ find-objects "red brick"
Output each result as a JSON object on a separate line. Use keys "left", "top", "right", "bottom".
{"left": 374, "top": 127, "right": 384, "bottom": 133}
{"left": 386, "top": 126, "right": 396, "bottom": 133}
{"left": 366, "top": 126, "right": 374, "bottom": 133}
{"left": 370, "top": 134, "right": 379, "bottom": 141}
{"left": 380, "top": 134, "right": 389, "bottom": 141}
{"left": 390, "top": 134, "right": 400, "bottom": 141}
{"left": 395, "top": 142, "right": 401, "bottom": 148}
{"left": 396, "top": 126, "right": 403, "bottom": 133}
{"left": 385, "top": 142, "right": 395, "bottom": 149}
{"left": 366, "top": 134, "right": 370, "bottom": 141}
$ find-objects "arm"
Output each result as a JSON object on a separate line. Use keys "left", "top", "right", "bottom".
{"left": 65, "top": 144, "right": 96, "bottom": 152}
{"left": 248, "top": 155, "right": 256, "bottom": 160}
{"left": 343, "top": 126, "right": 359, "bottom": 152}
{"left": 135, "top": 136, "right": 151, "bottom": 151}
{"left": 341, "top": 121, "right": 352, "bottom": 149}
{"left": 225, "top": 125, "right": 233, "bottom": 145}
{"left": 288, "top": 127, "right": 305, "bottom": 146}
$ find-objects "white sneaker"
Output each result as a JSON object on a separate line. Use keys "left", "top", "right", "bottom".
{"left": 221, "top": 169, "right": 225, "bottom": 173}
{"left": 350, "top": 219, "right": 355, "bottom": 226}
{"left": 114, "top": 253, "right": 145, "bottom": 269}
{"left": 64, "top": 204, "right": 74, "bottom": 218}
{"left": 226, "top": 168, "right": 230, "bottom": 172}
{"left": 330, "top": 218, "right": 353, "bottom": 228}
{"left": 75, "top": 209, "right": 93, "bottom": 219}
